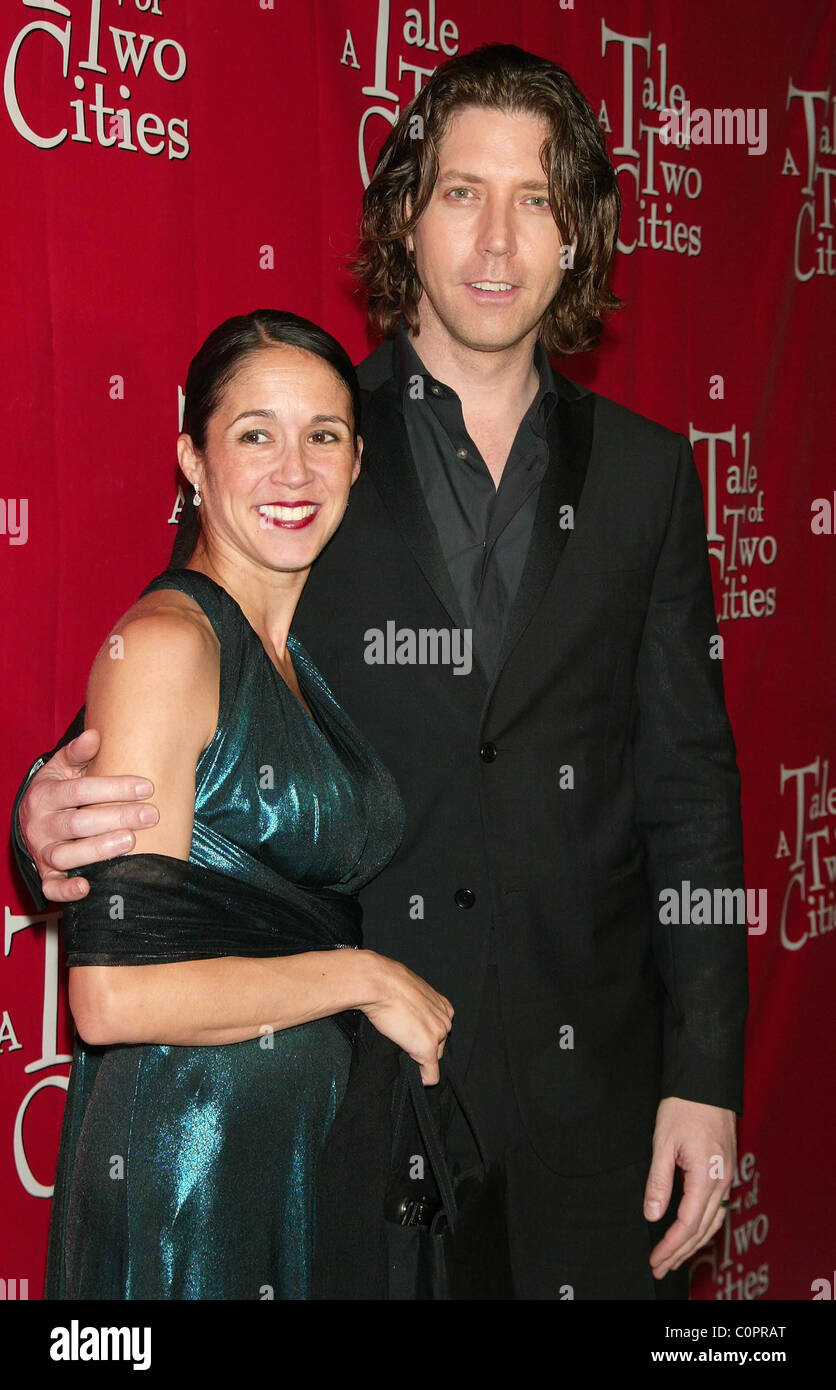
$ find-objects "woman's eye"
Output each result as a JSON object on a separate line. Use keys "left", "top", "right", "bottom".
{"left": 526, "top": 196, "right": 549, "bottom": 208}
{"left": 308, "top": 430, "right": 338, "bottom": 445}
{"left": 448, "top": 188, "right": 472, "bottom": 200}
{"left": 240, "top": 428, "right": 269, "bottom": 444}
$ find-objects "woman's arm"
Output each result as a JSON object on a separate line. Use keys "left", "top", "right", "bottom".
{"left": 68, "top": 594, "right": 453, "bottom": 1080}
{"left": 73, "top": 947, "right": 391, "bottom": 1046}
{"left": 80, "top": 593, "right": 217, "bottom": 861}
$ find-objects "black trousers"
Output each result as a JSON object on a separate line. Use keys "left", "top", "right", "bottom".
{"left": 441, "top": 964, "right": 690, "bottom": 1301}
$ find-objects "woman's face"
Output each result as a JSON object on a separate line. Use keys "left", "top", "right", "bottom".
{"left": 178, "top": 343, "right": 361, "bottom": 577}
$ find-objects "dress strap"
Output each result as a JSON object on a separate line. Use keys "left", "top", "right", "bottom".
{"left": 140, "top": 568, "right": 229, "bottom": 646}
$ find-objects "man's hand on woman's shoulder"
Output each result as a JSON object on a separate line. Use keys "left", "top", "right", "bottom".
{"left": 18, "top": 729, "right": 156, "bottom": 902}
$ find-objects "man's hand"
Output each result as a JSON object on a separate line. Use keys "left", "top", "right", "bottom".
{"left": 644, "top": 1096, "right": 736, "bottom": 1281}
{"left": 19, "top": 729, "right": 158, "bottom": 902}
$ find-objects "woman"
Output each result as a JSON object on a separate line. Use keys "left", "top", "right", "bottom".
{"left": 46, "top": 309, "right": 453, "bottom": 1300}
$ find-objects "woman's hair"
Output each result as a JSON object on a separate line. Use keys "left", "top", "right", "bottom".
{"left": 171, "top": 309, "right": 360, "bottom": 567}
{"left": 353, "top": 43, "right": 622, "bottom": 356}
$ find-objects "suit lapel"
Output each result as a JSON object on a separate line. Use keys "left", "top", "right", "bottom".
{"left": 358, "top": 354, "right": 595, "bottom": 707}
{"left": 489, "top": 384, "right": 595, "bottom": 684}
{"left": 360, "top": 378, "right": 473, "bottom": 637}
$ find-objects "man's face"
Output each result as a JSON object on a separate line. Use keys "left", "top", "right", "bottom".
{"left": 408, "top": 105, "right": 570, "bottom": 353}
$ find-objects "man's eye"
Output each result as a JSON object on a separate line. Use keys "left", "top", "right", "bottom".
{"left": 527, "top": 196, "right": 549, "bottom": 208}
{"left": 241, "top": 428, "right": 269, "bottom": 443}
{"left": 448, "top": 188, "right": 472, "bottom": 200}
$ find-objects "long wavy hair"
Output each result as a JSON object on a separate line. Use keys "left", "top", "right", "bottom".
{"left": 353, "top": 43, "right": 622, "bottom": 355}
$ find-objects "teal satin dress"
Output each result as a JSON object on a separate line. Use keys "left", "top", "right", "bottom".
{"left": 48, "top": 569, "right": 404, "bottom": 1300}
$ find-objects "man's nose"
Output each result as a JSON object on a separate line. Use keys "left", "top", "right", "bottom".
{"left": 476, "top": 196, "right": 516, "bottom": 259}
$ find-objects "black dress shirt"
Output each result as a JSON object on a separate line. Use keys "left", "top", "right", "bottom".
{"left": 394, "top": 321, "right": 558, "bottom": 680}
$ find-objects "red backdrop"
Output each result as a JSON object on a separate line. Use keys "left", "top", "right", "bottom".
{"left": 1, "top": 0, "right": 834, "bottom": 1301}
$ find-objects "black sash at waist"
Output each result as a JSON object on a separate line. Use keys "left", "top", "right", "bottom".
{"left": 62, "top": 852, "right": 363, "bottom": 1040}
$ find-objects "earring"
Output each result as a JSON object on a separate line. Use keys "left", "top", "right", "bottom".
{"left": 192, "top": 483, "right": 202, "bottom": 507}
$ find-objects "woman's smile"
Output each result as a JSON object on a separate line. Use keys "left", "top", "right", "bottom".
{"left": 255, "top": 501, "right": 321, "bottom": 530}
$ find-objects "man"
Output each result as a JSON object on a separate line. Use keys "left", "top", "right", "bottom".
{"left": 13, "top": 44, "right": 748, "bottom": 1300}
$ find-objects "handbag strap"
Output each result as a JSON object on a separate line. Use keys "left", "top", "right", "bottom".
{"left": 399, "top": 1051, "right": 492, "bottom": 1228}
{"left": 403, "top": 1057, "right": 459, "bottom": 1223}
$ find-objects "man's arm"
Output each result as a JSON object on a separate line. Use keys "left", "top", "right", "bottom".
{"left": 634, "top": 433, "right": 749, "bottom": 1112}
{"left": 632, "top": 432, "right": 748, "bottom": 1278}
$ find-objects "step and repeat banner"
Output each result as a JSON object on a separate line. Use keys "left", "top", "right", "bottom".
{"left": 1, "top": 1, "right": 834, "bottom": 1301}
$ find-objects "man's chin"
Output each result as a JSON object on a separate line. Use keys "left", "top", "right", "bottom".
{"left": 416, "top": 290, "right": 547, "bottom": 355}
{"left": 454, "top": 325, "right": 537, "bottom": 355}
{"left": 433, "top": 308, "right": 535, "bottom": 354}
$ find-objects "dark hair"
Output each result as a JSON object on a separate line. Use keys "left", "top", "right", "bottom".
{"left": 170, "top": 309, "right": 360, "bottom": 567}
{"left": 353, "top": 43, "right": 622, "bottom": 355}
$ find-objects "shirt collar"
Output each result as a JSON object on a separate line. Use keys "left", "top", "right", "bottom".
{"left": 393, "top": 319, "right": 558, "bottom": 430}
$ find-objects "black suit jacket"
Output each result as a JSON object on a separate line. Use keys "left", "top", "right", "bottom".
{"left": 12, "top": 338, "right": 748, "bottom": 1175}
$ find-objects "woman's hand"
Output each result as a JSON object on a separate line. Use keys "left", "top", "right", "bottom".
{"left": 359, "top": 952, "right": 454, "bottom": 1085}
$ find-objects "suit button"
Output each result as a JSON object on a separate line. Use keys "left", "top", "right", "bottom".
{"left": 454, "top": 888, "right": 476, "bottom": 909}
{"left": 480, "top": 741, "right": 497, "bottom": 763}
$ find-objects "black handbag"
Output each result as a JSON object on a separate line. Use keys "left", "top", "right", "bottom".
{"left": 384, "top": 1051, "right": 515, "bottom": 1300}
